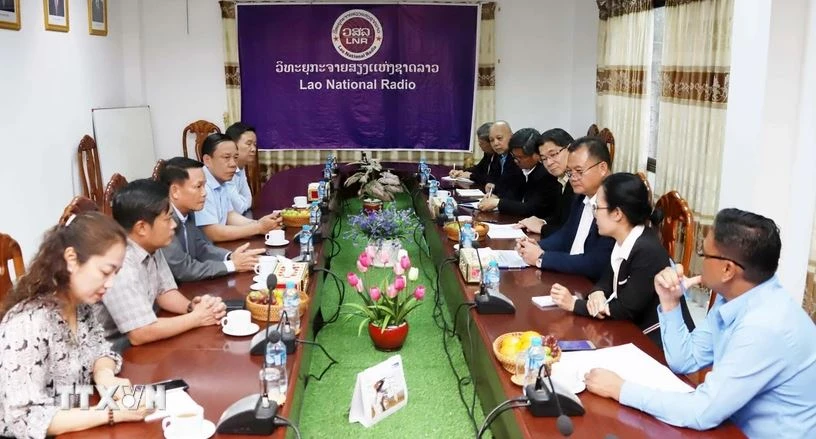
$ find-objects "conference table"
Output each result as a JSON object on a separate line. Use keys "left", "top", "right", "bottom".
{"left": 60, "top": 168, "right": 743, "bottom": 438}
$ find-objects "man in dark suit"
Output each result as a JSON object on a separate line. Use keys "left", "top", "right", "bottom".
{"left": 517, "top": 128, "right": 575, "bottom": 237}
{"left": 159, "top": 157, "right": 264, "bottom": 282}
{"left": 484, "top": 120, "right": 524, "bottom": 199}
{"left": 478, "top": 128, "right": 561, "bottom": 218}
{"left": 449, "top": 122, "right": 495, "bottom": 188}
{"left": 516, "top": 136, "right": 614, "bottom": 281}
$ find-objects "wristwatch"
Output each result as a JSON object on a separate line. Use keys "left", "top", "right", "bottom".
{"left": 536, "top": 254, "right": 544, "bottom": 268}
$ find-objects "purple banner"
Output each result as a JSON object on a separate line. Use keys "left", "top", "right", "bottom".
{"left": 237, "top": 4, "right": 478, "bottom": 150}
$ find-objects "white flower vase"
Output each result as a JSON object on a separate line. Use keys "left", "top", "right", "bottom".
{"left": 370, "top": 239, "right": 406, "bottom": 268}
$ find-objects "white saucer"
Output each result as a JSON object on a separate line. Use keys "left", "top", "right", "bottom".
{"left": 265, "top": 239, "right": 289, "bottom": 247}
{"left": 164, "top": 419, "right": 216, "bottom": 439}
{"left": 291, "top": 204, "right": 309, "bottom": 209}
{"left": 222, "top": 323, "right": 260, "bottom": 337}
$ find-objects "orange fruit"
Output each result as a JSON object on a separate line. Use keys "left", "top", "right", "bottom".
{"left": 500, "top": 336, "right": 522, "bottom": 357}
{"left": 519, "top": 331, "right": 541, "bottom": 351}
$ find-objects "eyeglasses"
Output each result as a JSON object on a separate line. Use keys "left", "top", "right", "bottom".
{"left": 565, "top": 161, "right": 602, "bottom": 180}
{"left": 541, "top": 147, "right": 567, "bottom": 163}
{"left": 696, "top": 240, "right": 745, "bottom": 270}
{"left": 590, "top": 203, "right": 612, "bottom": 214}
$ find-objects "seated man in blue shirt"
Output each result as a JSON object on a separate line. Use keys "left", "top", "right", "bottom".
{"left": 225, "top": 122, "right": 256, "bottom": 218}
{"left": 196, "top": 133, "right": 283, "bottom": 243}
{"left": 515, "top": 137, "right": 615, "bottom": 281}
{"left": 584, "top": 208, "right": 816, "bottom": 437}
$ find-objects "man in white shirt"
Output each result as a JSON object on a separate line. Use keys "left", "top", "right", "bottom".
{"left": 515, "top": 136, "right": 614, "bottom": 281}
{"left": 225, "top": 122, "right": 257, "bottom": 218}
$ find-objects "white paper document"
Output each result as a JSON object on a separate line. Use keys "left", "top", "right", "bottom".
{"left": 349, "top": 355, "right": 408, "bottom": 427}
{"left": 144, "top": 389, "right": 199, "bottom": 421}
{"left": 561, "top": 343, "right": 694, "bottom": 393}
{"left": 531, "top": 295, "right": 581, "bottom": 308}
{"left": 492, "top": 250, "right": 529, "bottom": 268}
{"left": 458, "top": 201, "right": 498, "bottom": 212}
{"left": 485, "top": 223, "right": 527, "bottom": 239}
{"left": 442, "top": 176, "right": 475, "bottom": 184}
{"left": 456, "top": 189, "right": 485, "bottom": 197}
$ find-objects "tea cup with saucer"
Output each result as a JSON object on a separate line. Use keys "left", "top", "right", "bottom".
{"left": 220, "top": 310, "right": 259, "bottom": 337}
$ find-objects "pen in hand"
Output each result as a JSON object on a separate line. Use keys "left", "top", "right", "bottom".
{"left": 668, "top": 258, "right": 688, "bottom": 298}
{"left": 591, "top": 292, "right": 617, "bottom": 317}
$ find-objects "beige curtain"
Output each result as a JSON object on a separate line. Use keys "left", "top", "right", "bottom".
{"left": 806, "top": 215, "right": 816, "bottom": 321}
{"left": 653, "top": 0, "right": 733, "bottom": 278}
{"left": 595, "top": 0, "right": 654, "bottom": 173}
{"left": 220, "top": 1, "right": 241, "bottom": 127}
{"left": 219, "top": 2, "right": 495, "bottom": 182}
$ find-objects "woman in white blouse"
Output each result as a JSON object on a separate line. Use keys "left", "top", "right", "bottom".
{"left": 0, "top": 212, "right": 150, "bottom": 438}
{"left": 549, "top": 173, "right": 695, "bottom": 347}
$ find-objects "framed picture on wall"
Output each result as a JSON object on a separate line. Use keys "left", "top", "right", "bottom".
{"left": 0, "top": 0, "right": 21, "bottom": 31}
{"left": 88, "top": 0, "right": 105, "bottom": 36}
{"left": 43, "top": 0, "right": 68, "bottom": 32}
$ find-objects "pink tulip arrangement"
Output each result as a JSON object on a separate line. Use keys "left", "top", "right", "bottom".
{"left": 344, "top": 246, "right": 425, "bottom": 334}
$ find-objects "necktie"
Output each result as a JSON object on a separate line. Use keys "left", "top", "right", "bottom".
{"left": 182, "top": 221, "right": 189, "bottom": 253}
{"left": 499, "top": 154, "right": 507, "bottom": 175}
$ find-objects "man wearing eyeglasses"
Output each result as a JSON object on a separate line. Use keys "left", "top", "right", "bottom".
{"left": 515, "top": 136, "right": 614, "bottom": 281}
{"left": 449, "top": 122, "right": 495, "bottom": 188}
{"left": 516, "top": 128, "right": 575, "bottom": 237}
{"left": 584, "top": 208, "right": 816, "bottom": 437}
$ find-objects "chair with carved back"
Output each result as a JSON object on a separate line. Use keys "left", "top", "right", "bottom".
{"left": 59, "top": 196, "right": 100, "bottom": 225}
{"left": 77, "top": 135, "right": 104, "bottom": 207}
{"left": 655, "top": 191, "right": 695, "bottom": 271}
{"left": 182, "top": 120, "right": 221, "bottom": 160}
{"left": 587, "top": 123, "right": 600, "bottom": 137}
{"left": 636, "top": 172, "right": 653, "bottom": 207}
{"left": 246, "top": 157, "right": 262, "bottom": 210}
{"left": 102, "top": 173, "right": 128, "bottom": 216}
{"left": 0, "top": 233, "right": 24, "bottom": 302}
{"left": 598, "top": 128, "right": 616, "bottom": 164}
{"left": 152, "top": 159, "right": 166, "bottom": 181}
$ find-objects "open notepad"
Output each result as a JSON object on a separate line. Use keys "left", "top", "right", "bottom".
{"left": 561, "top": 343, "right": 694, "bottom": 394}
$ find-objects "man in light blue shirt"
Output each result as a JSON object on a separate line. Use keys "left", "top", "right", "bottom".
{"left": 584, "top": 208, "right": 816, "bottom": 437}
{"left": 225, "top": 122, "right": 257, "bottom": 218}
{"left": 195, "top": 133, "right": 282, "bottom": 243}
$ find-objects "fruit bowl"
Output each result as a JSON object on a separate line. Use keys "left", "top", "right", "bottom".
{"left": 245, "top": 289, "right": 310, "bottom": 328}
{"left": 443, "top": 221, "right": 489, "bottom": 242}
{"left": 281, "top": 208, "right": 310, "bottom": 228}
{"left": 493, "top": 331, "right": 561, "bottom": 374}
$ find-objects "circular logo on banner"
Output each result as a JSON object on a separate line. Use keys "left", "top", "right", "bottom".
{"left": 331, "top": 9, "right": 383, "bottom": 61}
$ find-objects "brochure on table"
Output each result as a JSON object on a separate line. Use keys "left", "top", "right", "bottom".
{"left": 349, "top": 355, "right": 408, "bottom": 427}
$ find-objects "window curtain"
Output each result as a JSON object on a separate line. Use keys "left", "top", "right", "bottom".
{"left": 220, "top": 1, "right": 496, "bottom": 183}
{"left": 653, "top": 0, "right": 733, "bottom": 276}
{"left": 595, "top": 0, "right": 654, "bottom": 173}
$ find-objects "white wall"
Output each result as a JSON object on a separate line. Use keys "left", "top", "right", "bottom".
{"left": 0, "top": 0, "right": 127, "bottom": 260}
{"left": 139, "top": 0, "right": 227, "bottom": 160}
{"left": 494, "top": 0, "right": 597, "bottom": 137}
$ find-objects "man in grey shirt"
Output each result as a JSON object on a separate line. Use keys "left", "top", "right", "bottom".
{"left": 159, "top": 157, "right": 264, "bottom": 282}
{"left": 94, "top": 179, "right": 226, "bottom": 349}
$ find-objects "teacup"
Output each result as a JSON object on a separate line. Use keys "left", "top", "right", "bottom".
{"left": 436, "top": 190, "right": 451, "bottom": 199}
{"left": 265, "top": 230, "right": 285, "bottom": 245}
{"left": 293, "top": 196, "right": 308, "bottom": 208}
{"left": 162, "top": 404, "right": 204, "bottom": 438}
{"left": 220, "top": 310, "right": 251, "bottom": 331}
{"left": 254, "top": 258, "right": 277, "bottom": 275}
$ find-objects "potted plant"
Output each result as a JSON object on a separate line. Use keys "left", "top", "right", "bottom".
{"left": 344, "top": 247, "right": 425, "bottom": 351}
{"left": 345, "top": 206, "right": 422, "bottom": 266}
{"left": 343, "top": 158, "right": 403, "bottom": 212}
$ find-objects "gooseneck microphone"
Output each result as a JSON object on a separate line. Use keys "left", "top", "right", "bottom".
{"left": 471, "top": 241, "right": 515, "bottom": 315}
{"left": 279, "top": 310, "right": 297, "bottom": 355}
{"left": 249, "top": 274, "right": 280, "bottom": 356}
{"left": 524, "top": 363, "right": 584, "bottom": 433}
{"left": 537, "top": 363, "right": 574, "bottom": 437}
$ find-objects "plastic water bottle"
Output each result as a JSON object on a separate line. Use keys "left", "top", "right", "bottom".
{"left": 261, "top": 331, "right": 288, "bottom": 399}
{"left": 429, "top": 179, "right": 438, "bottom": 199}
{"left": 309, "top": 201, "right": 320, "bottom": 227}
{"left": 460, "top": 223, "right": 475, "bottom": 249}
{"left": 484, "top": 260, "right": 501, "bottom": 295}
{"left": 299, "top": 225, "right": 312, "bottom": 261}
{"left": 418, "top": 157, "right": 427, "bottom": 175}
{"left": 323, "top": 164, "right": 332, "bottom": 181}
{"left": 283, "top": 281, "right": 301, "bottom": 330}
{"left": 422, "top": 164, "right": 431, "bottom": 183}
{"left": 524, "top": 337, "right": 546, "bottom": 387}
{"left": 318, "top": 181, "right": 327, "bottom": 201}
{"left": 444, "top": 196, "right": 456, "bottom": 221}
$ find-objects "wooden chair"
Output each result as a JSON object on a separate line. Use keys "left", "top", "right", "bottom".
{"left": 0, "top": 233, "right": 24, "bottom": 302}
{"left": 102, "top": 173, "right": 128, "bottom": 216}
{"left": 598, "top": 128, "right": 616, "bottom": 164}
{"left": 587, "top": 123, "right": 600, "bottom": 136}
{"left": 655, "top": 191, "right": 695, "bottom": 271}
{"left": 637, "top": 171, "right": 653, "bottom": 207}
{"left": 77, "top": 135, "right": 104, "bottom": 206}
{"left": 246, "top": 159, "right": 262, "bottom": 210}
{"left": 182, "top": 120, "right": 221, "bottom": 160}
{"left": 59, "top": 196, "right": 100, "bottom": 225}
{"left": 152, "top": 159, "right": 166, "bottom": 181}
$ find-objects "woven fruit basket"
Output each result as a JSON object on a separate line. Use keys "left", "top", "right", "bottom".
{"left": 245, "top": 290, "right": 310, "bottom": 327}
{"left": 492, "top": 332, "right": 561, "bottom": 374}
{"left": 281, "top": 208, "right": 310, "bottom": 228}
{"left": 443, "top": 221, "right": 489, "bottom": 242}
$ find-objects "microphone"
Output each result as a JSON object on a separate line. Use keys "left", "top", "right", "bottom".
{"left": 472, "top": 241, "right": 515, "bottom": 315}
{"left": 249, "top": 274, "right": 280, "bottom": 355}
{"left": 280, "top": 310, "right": 297, "bottom": 355}
{"left": 537, "top": 363, "right": 573, "bottom": 437}
{"left": 525, "top": 364, "right": 584, "bottom": 433}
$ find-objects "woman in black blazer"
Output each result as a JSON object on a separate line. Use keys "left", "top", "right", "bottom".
{"left": 550, "top": 173, "right": 695, "bottom": 347}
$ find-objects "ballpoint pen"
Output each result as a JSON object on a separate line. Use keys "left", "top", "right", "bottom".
{"left": 669, "top": 258, "right": 689, "bottom": 300}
